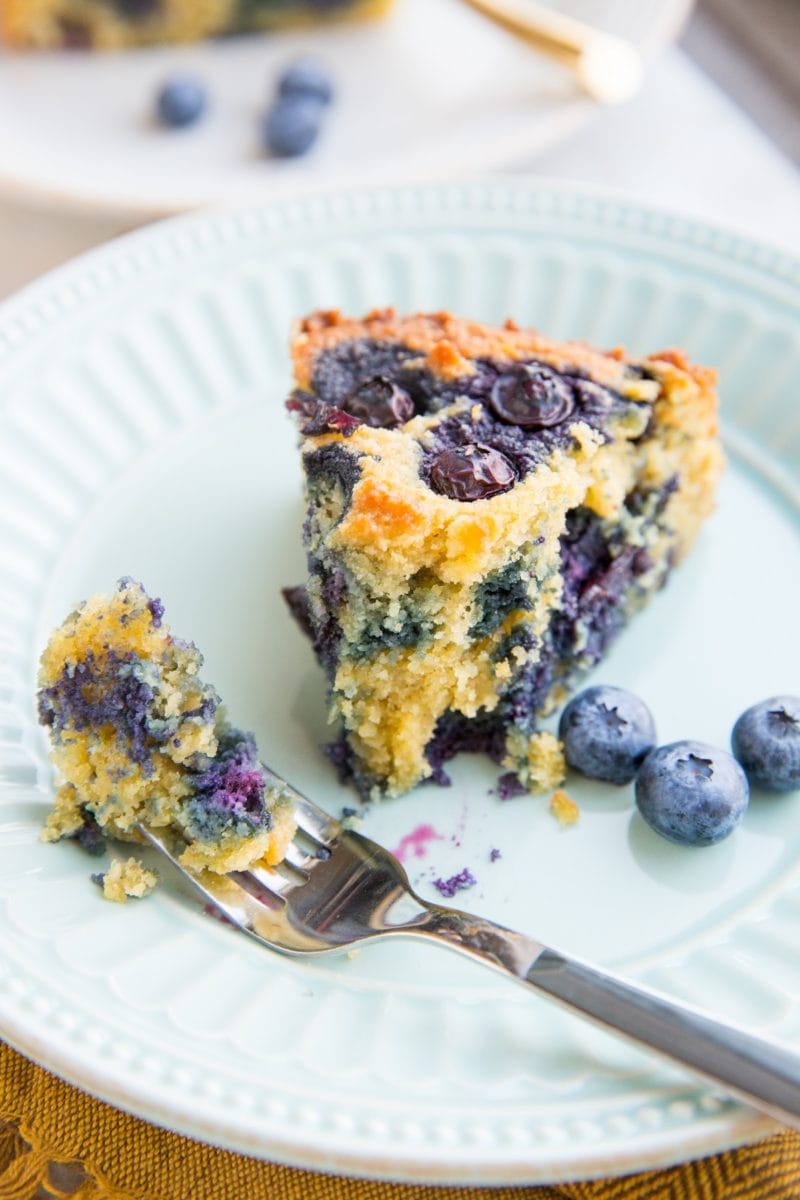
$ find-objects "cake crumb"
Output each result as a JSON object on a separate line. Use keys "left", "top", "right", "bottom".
{"left": 470, "top": 403, "right": 483, "bottom": 422}
{"left": 96, "top": 857, "right": 158, "bottom": 903}
{"left": 524, "top": 731, "right": 567, "bottom": 793}
{"left": 550, "top": 789, "right": 580, "bottom": 827}
{"left": 496, "top": 771, "right": 527, "bottom": 801}
{"left": 624, "top": 377, "right": 661, "bottom": 403}
{"left": 41, "top": 784, "right": 84, "bottom": 843}
{"left": 433, "top": 868, "right": 477, "bottom": 898}
{"left": 503, "top": 730, "right": 566, "bottom": 794}
{"left": 489, "top": 848, "right": 502, "bottom": 862}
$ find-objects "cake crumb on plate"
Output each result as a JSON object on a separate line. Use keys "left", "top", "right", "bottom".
{"left": 550, "top": 789, "right": 580, "bottom": 827}
{"left": 96, "top": 857, "right": 158, "bottom": 903}
{"left": 507, "top": 730, "right": 567, "bottom": 794}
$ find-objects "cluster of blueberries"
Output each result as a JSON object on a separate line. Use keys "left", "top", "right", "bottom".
{"left": 558, "top": 686, "right": 800, "bottom": 846}
{"left": 156, "top": 59, "right": 334, "bottom": 157}
{"left": 307, "top": 360, "right": 620, "bottom": 503}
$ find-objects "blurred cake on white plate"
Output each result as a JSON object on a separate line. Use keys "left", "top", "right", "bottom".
{"left": 1, "top": 0, "right": 393, "bottom": 50}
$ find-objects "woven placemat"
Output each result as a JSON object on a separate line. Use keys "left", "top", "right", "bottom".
{"left": 1, "top": 1041, "right": 797, "bottom": 1200}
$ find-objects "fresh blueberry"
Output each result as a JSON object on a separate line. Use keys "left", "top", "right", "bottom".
{"left": 731, "top": 696, "right": 800, "bottom": 792}
{"left": 277, "top": 59, "right": 334, "bottom": 106}
{"left": 558, "top": 685, "right": 656, "bottom": 784}
{"left": 156, "top": 77, "right": 207, "bottom": 128}
{"left": 263, "top": 98, "right": 324, "bottom": 158}
{"left": 635, "top": 740, "right": 749, "bottom": 846}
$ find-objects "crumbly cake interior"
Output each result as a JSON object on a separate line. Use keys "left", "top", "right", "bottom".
{"left": 38, "top": 579, "right": 295, "bottom": 875}
{"left": 284, "top": 308, "right": 723, "bottom": 800}
{"left": 1, "top": 0, "right": 392, "bottom": 49}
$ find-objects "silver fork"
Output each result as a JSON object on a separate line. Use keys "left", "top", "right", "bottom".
{"left": 139, "top": 772, "right": 800, "bottom": 1130}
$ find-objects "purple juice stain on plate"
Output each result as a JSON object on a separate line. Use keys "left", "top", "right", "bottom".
{"left": 391, "top": 823, "right": 443, "bottom": 864}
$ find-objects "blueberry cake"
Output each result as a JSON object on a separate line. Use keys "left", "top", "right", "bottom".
{"left": 1, "top": 0, "right": 392, "bottom": 50}
{"left": 38, "top": 579, "right": 295, "bottom": 876}
{"left": 284, "top": 309, "right": 723, "bottom": 800}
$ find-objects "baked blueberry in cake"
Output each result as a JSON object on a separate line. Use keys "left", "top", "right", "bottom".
{"left": 38, "top": 579, "right": 295, "bottom": 879}
{"left": 1, "top": 0, "right": 393, "bottom": 49}
{"left": 284, "top": 309, "right": 723, "bottom": 800}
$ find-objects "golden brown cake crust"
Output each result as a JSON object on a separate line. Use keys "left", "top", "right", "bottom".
{"left": 292, "top": 307, "right": 717, "bottom": 398}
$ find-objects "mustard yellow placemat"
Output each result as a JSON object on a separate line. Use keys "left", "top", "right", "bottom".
{"left": 1, "top": 1041, "right": 797, "bottom": 1200}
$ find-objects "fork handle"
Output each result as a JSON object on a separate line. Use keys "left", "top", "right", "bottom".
{"left": 457, "top": 0, "right": 644, "bottom": 104}
{"left": 418, "top": 911, "right": 800, "bottom": 1129}
{"left": 526, "top": 947, "right": 800, "bottom": 1128}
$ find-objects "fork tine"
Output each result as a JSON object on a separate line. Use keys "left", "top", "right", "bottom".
{"left": 283, "top": 841, "right": 315, "bottom": 873}
{"left": 262, "top": 764, "right": 343, "bottom": 844}
{"left": 281, "top": 785, "right": 341, "bottom": 845}
{"left": 243, "top": 863, "right": 299, "bottom": 898}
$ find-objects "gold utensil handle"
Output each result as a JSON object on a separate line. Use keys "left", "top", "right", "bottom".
{"left": 459, "top": 0, "right": 644, "bottom": 104}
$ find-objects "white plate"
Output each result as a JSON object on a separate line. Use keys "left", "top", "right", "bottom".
{"left": 0, "top": 0, "right": 691, "bottom": 218}
{"left": 1, "top": 182, "right": 799, "bottom": 1186}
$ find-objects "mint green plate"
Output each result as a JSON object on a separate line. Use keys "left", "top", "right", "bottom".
{"left": 0, "top": 183, "right": 798, "bottom": 1185}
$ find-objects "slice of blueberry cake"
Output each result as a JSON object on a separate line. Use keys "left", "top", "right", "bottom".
{"left": 1, "top": 0, "right": 392, "bottom": 50}
{"left": 284, "top": 308, "right": 723, "bottom": 800}
{"left": 38, "top": 579, "right": 295, "bottom": 878}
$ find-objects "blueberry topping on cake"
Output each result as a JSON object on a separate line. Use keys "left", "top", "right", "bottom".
{"left": 490, "top": 365, "right": 575, "bottom": 428}
{"left": 343, "top": 376, "right": 415, "bottom": 428}
{"left": 38, "top": 579, "right": 295, "bottom": 883}
{"left": 636, "top": 741, "right": 749, "bottom": 846}
{"left": 731, "top": 696, "right": 800, "bottom": 791}
{"left": 429, "top": 444, "right": 517, "bottom": 501}
{"left": 286, "top": 393, "right": 363, "bottom": 437}
{"left": 559, "top": 685, "right": 656, "bottom": 785}
{"left": 284, "top": 308, "right": 723, "bottom": 800}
